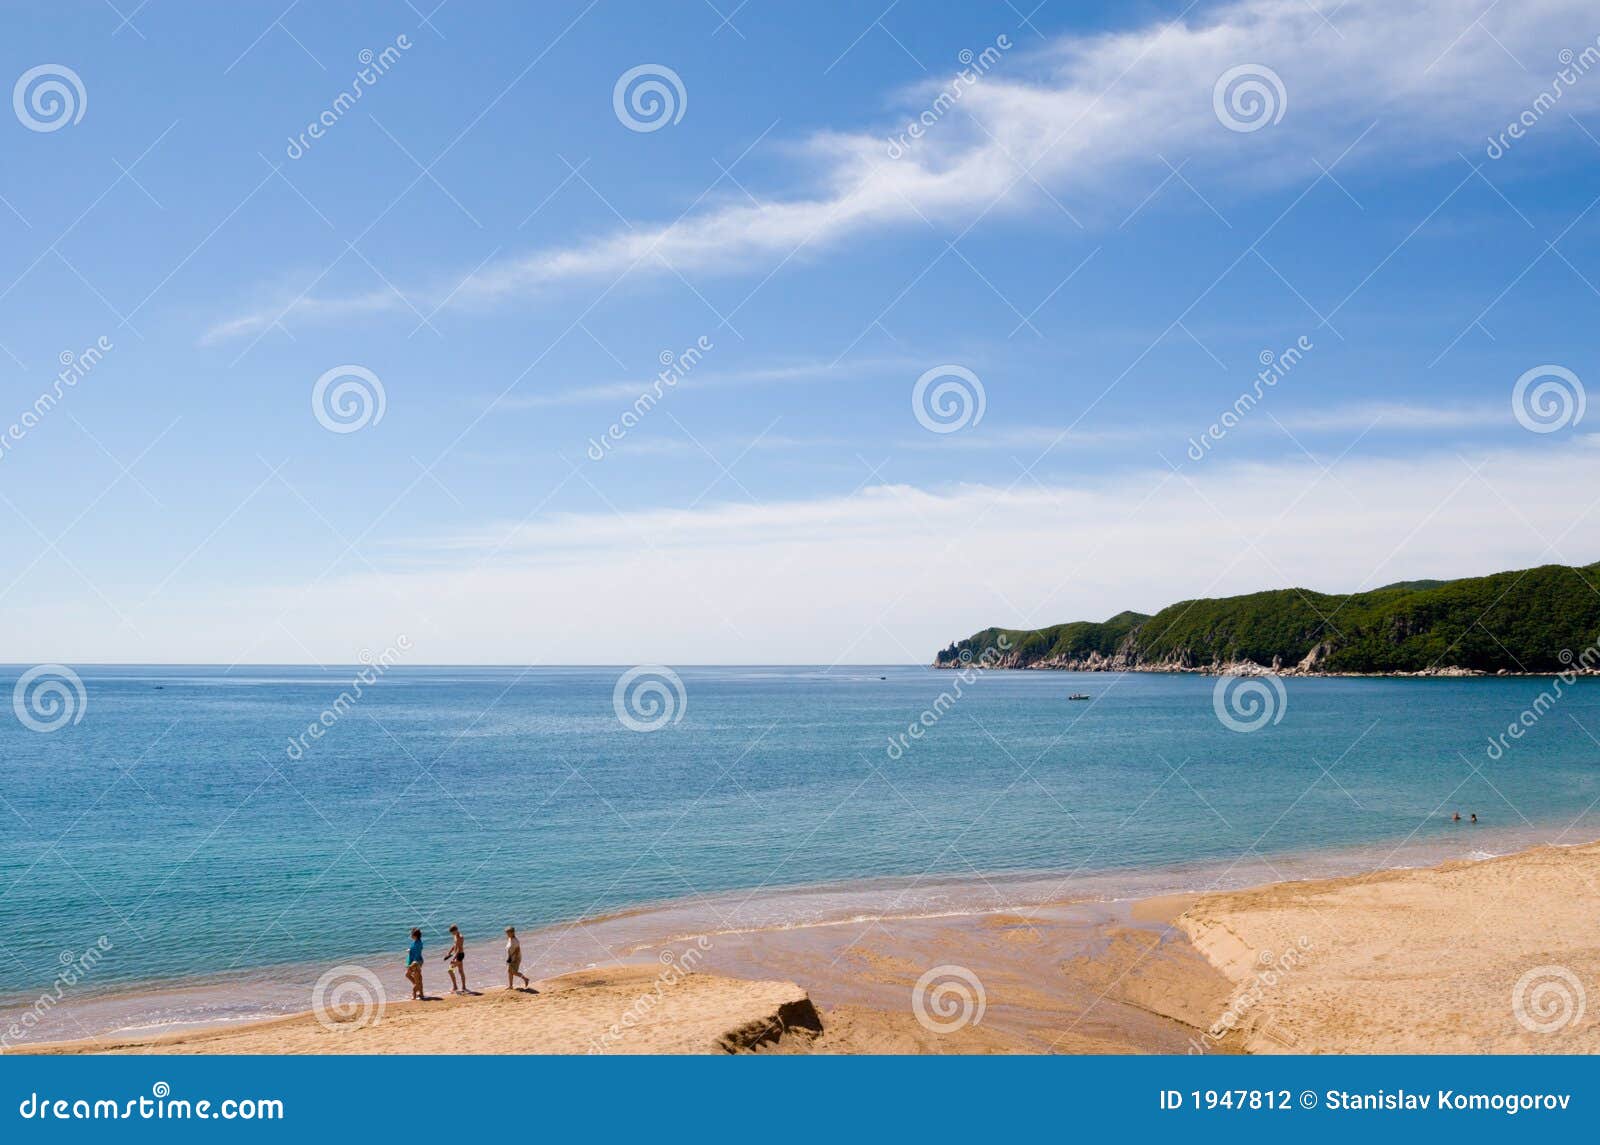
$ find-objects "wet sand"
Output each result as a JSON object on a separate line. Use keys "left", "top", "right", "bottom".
{"left": 17, "top": 897, "right": 1231, "bottom": 1054}
{"left": 692, "top": 896, "right": 1231, "bottom": 1053}
{"left": 20, "top": 840, "right": 1600, "bottom": 1054}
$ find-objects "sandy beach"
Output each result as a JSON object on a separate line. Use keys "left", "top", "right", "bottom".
{"left": 17, "top": 840, "right": 1600, "bottom": 1055}
{"left": 1177, "top": 840, "right": 1600, "bottom": 1054}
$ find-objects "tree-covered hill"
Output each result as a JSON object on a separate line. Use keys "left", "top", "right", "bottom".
{"left": 933, "top": 562, "right": 1600, "bottom": 675}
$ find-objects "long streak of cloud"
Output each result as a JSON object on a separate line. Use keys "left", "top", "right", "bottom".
{"left": 203, "top": 0, "right": 1600, "bottom": 342}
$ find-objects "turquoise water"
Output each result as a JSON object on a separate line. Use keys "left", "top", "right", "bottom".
{"left": 3, "top": 664, "right": 1599, "bottom": 1027}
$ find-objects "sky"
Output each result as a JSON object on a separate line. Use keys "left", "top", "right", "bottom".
{"left": 3, "top": 0, "right": 1600, "bottom": 664}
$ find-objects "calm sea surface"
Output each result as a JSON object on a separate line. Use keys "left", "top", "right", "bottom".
{"left": 3, "top": 664, "right": 1598, "bottom": 1038}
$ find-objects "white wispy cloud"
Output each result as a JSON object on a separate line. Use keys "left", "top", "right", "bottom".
{"left": 203, "top": 0, "right": 1600, "bottom": 342}
{"left": 1272, "top": 402, "right": 1508, "bottom": 432}
{"left": 35, "top": 441, "right": 1598, "bottom": 663}
{"left": 903, "top": 403, "right": 1513, "bottom": 451}
{"left": 493, "top": 356, "right": 910, "bottom": 409}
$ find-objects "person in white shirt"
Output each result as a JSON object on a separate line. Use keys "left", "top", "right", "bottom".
{"left": 505, "top": 926, "right": 531, "bottom": 990}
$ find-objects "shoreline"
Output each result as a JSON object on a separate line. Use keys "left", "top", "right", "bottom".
{"left": 930, "top": 661, "right": 1596, "bottom": 678}
{"left": 5, "top": 816, "right": 1581, "bottom": 1048}
{"left": 17, "top": 895, "right": 1223, "bottom": 1056}
{"left": 13, "top": 831, "right": 1600, "bottom": 1055}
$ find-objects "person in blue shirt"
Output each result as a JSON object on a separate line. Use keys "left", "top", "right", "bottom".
{"left": 406, "top": 928, "right": 424, "bottom": 1000}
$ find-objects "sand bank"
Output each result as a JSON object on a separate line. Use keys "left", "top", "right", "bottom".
{"left": 1177, "top": 841, "right": 1600, "bottom": 1053}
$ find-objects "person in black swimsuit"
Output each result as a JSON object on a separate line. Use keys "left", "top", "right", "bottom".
{"left": 444, "top": 924, "right": 468, "bottom": 995}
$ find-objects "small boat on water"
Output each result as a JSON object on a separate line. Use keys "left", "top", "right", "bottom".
{"left": 1068, "top": 693, "right": 1091, "bottom": 701}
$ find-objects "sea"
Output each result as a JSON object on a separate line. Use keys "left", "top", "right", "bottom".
{"left": 2, "top": 664, "right": 1597, "bottom": 1044}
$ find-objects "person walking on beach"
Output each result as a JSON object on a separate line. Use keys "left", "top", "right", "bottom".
{"left": 505, "top": 926, "right": 531, "bottom": 990}
{"left": 444, "top": 924, "right": 468, "bottom": 994}
{"left": 406, "top": 928, "right": 425, "bottom": 1000}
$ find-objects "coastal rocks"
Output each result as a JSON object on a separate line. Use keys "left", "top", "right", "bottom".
{"left": 930, "top": 649, "right": 1500, "bottom": 679}
{"left": 1201, "top": 658, "right": 1275, "bottom": 677}
{"left": 717, "top": 993, "right": 824, "bottom": 1053}
{"left": 1296, "top": 643, "right": 1332, "bottom": 673}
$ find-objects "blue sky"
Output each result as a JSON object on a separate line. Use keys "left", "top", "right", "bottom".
{"left": 5, "top": 0, "right": 1600, "bottom": 663}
